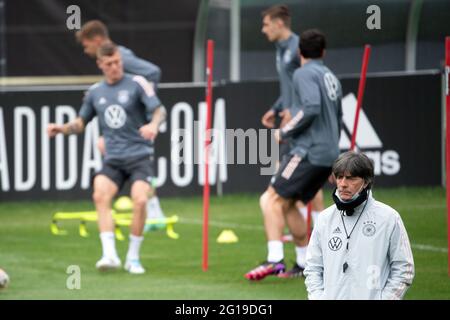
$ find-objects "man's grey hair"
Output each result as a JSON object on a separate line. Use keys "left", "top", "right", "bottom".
{"left": 332, "top": 151, "right": 374, "bottom": 187}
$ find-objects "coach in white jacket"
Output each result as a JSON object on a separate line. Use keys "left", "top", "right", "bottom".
{"left": 304, "top": 151, "right": 414, "bottom": 300}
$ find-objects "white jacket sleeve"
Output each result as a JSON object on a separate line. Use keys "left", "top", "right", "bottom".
{"left": 304, "top": 224, "right": 324, "bottom": 300}
{"left": 381, "top": 215, "right": 415, "bottom": 300}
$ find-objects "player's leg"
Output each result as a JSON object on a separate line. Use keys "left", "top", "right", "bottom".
{"left": 124, "top": 157, "right": 154, "bottom": 274}
{"left": 93, "top": 136, "right": 123, "bottom": 270}
{"left": 130, "top": 180, "right": 151, "bottom": 236}
{"left": 262, "top": 186, "right": 286, "bottom": 246}
{"left": 285, "top": 201, "right": 308, "bottom": 247}
{"left": 92, "top": 173, "right": 120, "bottom": 270}
{"left": 295, "top": 201, "right": 307, "bottom": 225}
{"left": 144, "top": 180, "right": 167, "bottom": 232}
{"left": 245, "top": 187, "right": 287, "bottom": 281}
{"left": 124, "top": 180, "right": 151, "bottom": 274}
{"left": 93, "top": 174, "right": 118, "bottom": 232}
{"left": 295, "top": 188, "right": 323, "bottom": 226}
{"left": 279, "top": 200, "right": 308, "bottom": 278}
{"left": 144, "top": 155, "right": 167, "bottom": 232}
{"left": 270, "top": 154, "right": 308, "bottom": 277}
{"left": 147, "top": 194, "right": 166, "bottom": 220}
{"left": 280, "top": 161, "right": 332, "bottom": 278}
{"left": 145, "top": 196, "right": 167, "bottom": 231}
{"left": 245, "top": 153, "right": 298, "bottom": 281}
{"left": 310, "top": 189, "right": 324, "bottom": 224}
{"left": 277, "top": 142, "right": 294, "bottom": 242}
{"left": 265, "top": 144, "right": 290, "bottom": 246}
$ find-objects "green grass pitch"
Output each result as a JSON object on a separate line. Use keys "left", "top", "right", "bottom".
{"left": 0, "top": 187, "right": 449, "bottom": 299}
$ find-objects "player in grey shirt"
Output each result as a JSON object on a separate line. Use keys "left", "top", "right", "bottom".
{"left": 279, "top": 49, "right": 343, "bottom": 167}
{"left": 261, "top": 5, "right": 299, "bottom": 131}
{"left": 48, "top": 42, "right": 166, "bottom": 275}
{"left": 76, "top": 20, "right": 161, "bottom": 86}
{"left": 78, "top": 68, "right": 160, "bottom": 164}
{"left": 76, "top": 20, "right": 168, "bottom": 230}
{"left": 246, "top": 29, "right": 342, "bottom": 281}
{"left": 252, "top": 5, "right": 324, "bottom": 279}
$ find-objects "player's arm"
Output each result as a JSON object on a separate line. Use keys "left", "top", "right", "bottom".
{"left": 139, "top": 106, "right": 166, "bottom": 141}
{"left": 271, "top": 96, "right": 283, "bottom": 113}
{"left": 149, "top": 105, "right": 167, "bottom": 127}
{"left": 48, "top": 87, "right": 95, "bottom": 138}
{"left": 133, "top": 75, "right": 166, "bottom": 141}
{"left": 47, "top": 117, "right": 85, "bottom": 137}
{"left": 303, "top": 223, "right": 325, "bottom": 300}
{"left": 381, "top": 215, "right": 415, "bottom": 300}
{"left": 143, "top": 63, "right": 161, "bottom": 88}
{"left": 279, "top": 72, "right": 320, "bottom": 140}
{"left": 136, "top": 61, "right": 161, "bottom": 88}
{"left": 121, "top": 47, "right": 161, "bottom": 86}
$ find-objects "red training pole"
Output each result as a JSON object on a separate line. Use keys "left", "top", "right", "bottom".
{"left": 350, "top": 45, "right": 371, "bottom": 150}
{"left": 445, "top": 36, "right": 450, "bottom": 276}
{"left": 202, "top": 40, "right": 214, "bottom": 272}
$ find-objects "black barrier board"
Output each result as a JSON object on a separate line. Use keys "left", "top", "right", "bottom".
{"left": 0, "top": 72, "right": 442, "bottom": 201}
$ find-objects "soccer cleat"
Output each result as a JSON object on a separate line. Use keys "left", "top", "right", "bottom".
{"left": 95, "top": 256, "right": 121, "bottom": 271}
{"left": 244, "top": 261, "right": 285, "bottom": 281}
{"left": 144, "top": 221, "right": 167, "bottom": 233}
{"left": 124, "top": 259, "right": 146, "bottom": 274}
{"left": 278, "top": 263, "right": 305, "bottom": 278}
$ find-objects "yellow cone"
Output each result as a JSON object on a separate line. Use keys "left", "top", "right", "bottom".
{"left": 217, "top": 229, "right": 238, "bottom": 243}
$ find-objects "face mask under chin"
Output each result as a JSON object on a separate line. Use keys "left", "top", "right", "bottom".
{"left": 332, "top": 183, "right": 369, "bottom": 216}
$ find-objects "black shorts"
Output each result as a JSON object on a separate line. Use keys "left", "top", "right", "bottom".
{"left": 96, "top": 156, "right": 155, "bottom": 190}
{"left": 271, "top": 154, "right": 331, "bottom": 203}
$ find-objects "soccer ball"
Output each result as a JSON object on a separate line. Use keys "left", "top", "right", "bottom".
{"left": 0, "top": 268, "right": 10, "bottom": 289}
{"left": 114, "top": 196, "right": 133, "bottom": 212}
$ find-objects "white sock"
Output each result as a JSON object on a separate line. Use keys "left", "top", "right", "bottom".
{"left": 267, "top": 240, "right": 284, "bottom": 263}
{"left": 312, "top": 210, "right": 320, "bottom": 225}
{"left": 299, "top": 207, "right": 308, "bottom": 221}
{"left": 147, "top": 197, "right": 166, "bottom": 219}
{"left": 146, "top": 197, "right": 156, "bottom": 219}
{"left": 126, "top": 234, "right": 144, "bottom": 261}
{"left": 295, "top": 246, "right": 307, "bottom": 268}
{"left": 152, "top": 196, "right": 166, "bottom": 218}
{"left": 100, "top": 232, "right": 118, "bottom": 259}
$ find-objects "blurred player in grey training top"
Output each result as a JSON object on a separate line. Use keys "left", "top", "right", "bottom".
{"left": 246, "top": 29, "right": 342, "bottom": 281}
{"left": 76, "top": 20, "right": 167, "bottom": 229}
{"left": 260, "top": 5, "right": 325, "bottom": 247}
{"left": 47, "top": 42, "right": 167, "bottom": 274}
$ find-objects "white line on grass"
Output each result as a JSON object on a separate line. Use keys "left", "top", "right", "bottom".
{"left": 179, "top": 217, "right": 448, "bottom": 253}
{"left": 395, "top": 204, "right": 447, "bottom": 211}
{"left": 411, "top": 244, "right": 448, "bottom": 253}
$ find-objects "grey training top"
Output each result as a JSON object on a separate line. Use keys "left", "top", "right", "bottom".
{"left": 271, "top": 33, "right": 300, "bottom": 113}
{"left": 280, "top": 59, "right": 343, "bottom": 167}
{"left": 79, "top": 74, "right": 161, "bottom": 164}
{"left": 119, "top": 46, "right": 161, "bottom": 87}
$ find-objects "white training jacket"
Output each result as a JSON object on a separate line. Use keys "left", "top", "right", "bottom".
{"left": 304, "top": 193, "right": 415, "bottom": 300}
